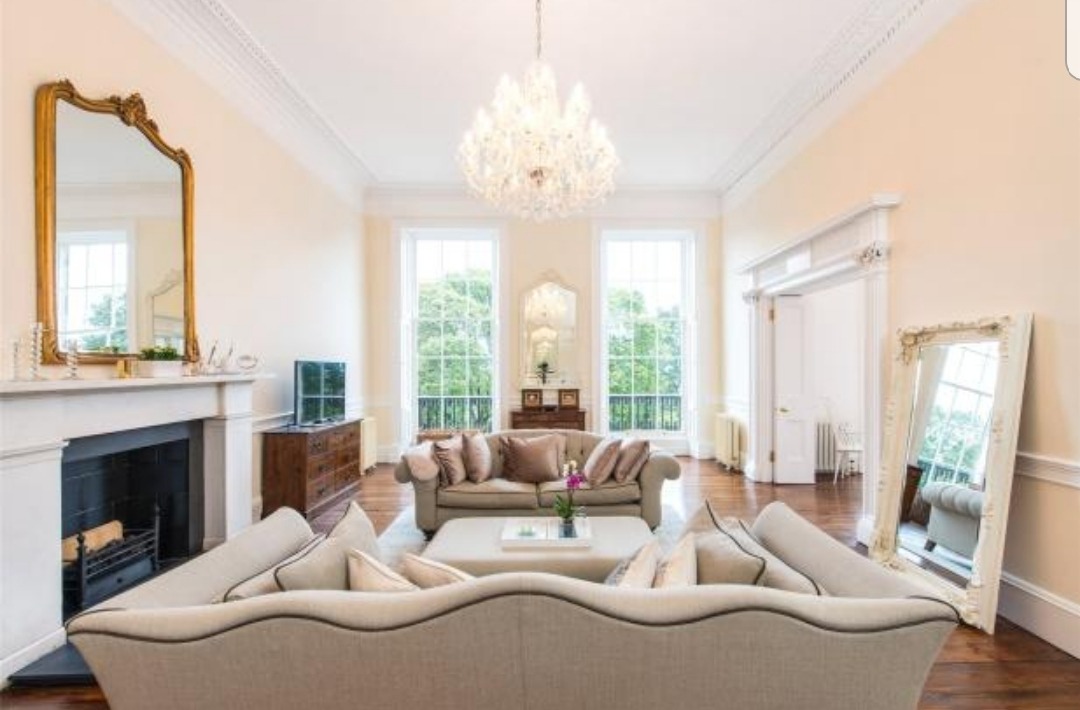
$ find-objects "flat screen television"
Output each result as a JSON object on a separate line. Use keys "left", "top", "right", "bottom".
{"left": 294, "top": 360, "right": 346, "bottom": 426}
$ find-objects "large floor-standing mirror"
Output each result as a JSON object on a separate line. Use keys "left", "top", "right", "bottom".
{"left": 35, "top": 80, "right": 196, "bottom": 364}
{"left": 871, "top": 314, "right": 1032, "bottom": 631}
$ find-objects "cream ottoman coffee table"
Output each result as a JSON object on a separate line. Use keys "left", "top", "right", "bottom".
{"left": 423, "top": 516, "right": 654, "bottom": 582}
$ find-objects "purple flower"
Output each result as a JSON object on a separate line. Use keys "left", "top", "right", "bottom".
{"left": 566, "top": 472, "right": 585, "bottom": 491}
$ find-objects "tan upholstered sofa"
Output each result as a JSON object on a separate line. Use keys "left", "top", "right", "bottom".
{"left": 394, "top": 429, "right": 681, "bottom": 533}
{"left": 67, "top": 502, "right": 957, "bottom": 710}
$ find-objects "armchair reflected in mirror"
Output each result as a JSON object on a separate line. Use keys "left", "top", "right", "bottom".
{"left": 35, "top": 80, "right": 196, "bottom": 363}
{"left": 872, "top": 314, "right": 1032, "bottom": 632}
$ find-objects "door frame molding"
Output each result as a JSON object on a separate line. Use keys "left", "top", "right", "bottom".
{"left": 738, "top": 194, "right": 900, "bottom": 543}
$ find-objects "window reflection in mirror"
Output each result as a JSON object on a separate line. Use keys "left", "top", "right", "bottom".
{"left": 54, "top": 100, "right": 183, "bottom": 354}
{"left": 896, "top": 341, "right": 999, "bottom": 583}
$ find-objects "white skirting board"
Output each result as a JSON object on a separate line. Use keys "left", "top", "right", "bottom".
{"left": 998, "top": 572, "right": 1080, "bottom": 659}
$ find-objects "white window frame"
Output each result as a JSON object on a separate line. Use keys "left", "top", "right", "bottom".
{"left": 596, "top": 226, "right": 698, "bottom": 444}
{"left": 55, "top": 220, "right": 137, "bottom": 351}
{"left": 399, "top": 224, "right": 505, "bottom": 444}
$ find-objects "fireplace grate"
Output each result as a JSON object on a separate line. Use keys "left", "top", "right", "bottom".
{"left": 63, "top": 509, "right": 159, "bottom": 617}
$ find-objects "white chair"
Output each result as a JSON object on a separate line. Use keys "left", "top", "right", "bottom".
{"left": 833, "top": 423, "right": 863, "bottom": 483}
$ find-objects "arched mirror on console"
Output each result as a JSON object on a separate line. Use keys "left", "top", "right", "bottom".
{"left": 521, "top": 276, "right": 578, "bottom": 387}
{"left": 871, "top": 313, "right": 1032, "bottom": 631}
{"left": 35, "top": 79, "right": 196, "bottom": 364}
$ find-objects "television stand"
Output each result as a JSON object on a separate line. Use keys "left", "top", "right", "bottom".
{"left": 261, "top": 418, "right": 364, "bottom": 519}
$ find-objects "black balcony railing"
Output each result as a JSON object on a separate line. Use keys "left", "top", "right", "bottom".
{"left": 609, "top": 395, "right": 682, "bottom": 433}
{"left": 418, "top": 397, "right": 492, "bottom": 432}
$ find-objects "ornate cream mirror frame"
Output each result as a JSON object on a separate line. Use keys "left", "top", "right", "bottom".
{"left": 870, "top": 313, "right": 1032, "bottom": 632}
{"left": 35, "top": 79, "right": 197, "bottom": 364}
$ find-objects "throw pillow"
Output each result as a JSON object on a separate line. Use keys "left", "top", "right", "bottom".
{"left": 694, "top": 530, "right": 765, "bottom": 586}
{"left": 347, "top": 549, "right": 418, "bottom": 592}
{"left": 501, "top": 434, "right": 563, "bottom": 483}
{"left": 613, "top": 438, "right": 650, "bottom": 483}
{"left": 433, "top": 435, "right": 468, "bottom": 486}
{"left": 223, "top": 534, "right": 326, "bottom": 602}
{"left": 401, "top": 554, "right": 475, "bottom": 588}
{"left": 461, "top": 432, "right": 494, "bottom": 483}
{"left": 402, "top": 441, "right": 439, "bottom": 482}
{"left": 605, "top": 540, "right": 661, "bottom": 588}
{"left": 582, "top": 437, "right": 621, "bottom": 486}
{"left": 654, "top": 533, "right": 698, "bottom": 588}
{"left": 275, "top": 501, "right": 381, "bottom": 591}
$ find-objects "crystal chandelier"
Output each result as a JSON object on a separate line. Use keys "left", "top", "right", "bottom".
{"left": 457, "top": 0, "right": 619, "bottom": 221}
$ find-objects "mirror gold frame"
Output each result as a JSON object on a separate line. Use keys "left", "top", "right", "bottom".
{"left": 34, "top": 79, "right": 197, "bottom": 364}
{"left": 870, "top": 313, "right": 1032, "bottom": 632}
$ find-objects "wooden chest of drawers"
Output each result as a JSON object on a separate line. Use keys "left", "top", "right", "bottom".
{"left": 261, "top": 419, "right": 363, "bottom": 518}
{"left": 509, "top": 409, "right": 586, "bottom": 431}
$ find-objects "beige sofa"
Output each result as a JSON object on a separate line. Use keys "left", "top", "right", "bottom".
{"left": 394, "top": 429, "right": 682, "bottom": 533}
{"left": 921, "top": 481, "right": 984, "bottom": 558}
{"left": 67, "top": 502, "right": 957, "bottom": 710}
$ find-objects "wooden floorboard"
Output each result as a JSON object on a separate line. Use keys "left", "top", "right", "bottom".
{"left": 4, "top": 458, "right": 1077, "bottom": 708}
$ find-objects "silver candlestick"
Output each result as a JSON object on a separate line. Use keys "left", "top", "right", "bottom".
{"left": 65, "top": 340, "right": 79, "bottom": 379}
{"left": 29, "top": 323, "right": 44, "bottom": 380}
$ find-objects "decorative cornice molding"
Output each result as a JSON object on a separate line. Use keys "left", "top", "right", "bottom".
{"left": 713, "top": 0, "right": 932, "bottom": 192}
{"left": 716, "top": 0, "right": 975, "bottom": 207}
{"left": 108, "top": 0, "right": 374, "bottom": 207}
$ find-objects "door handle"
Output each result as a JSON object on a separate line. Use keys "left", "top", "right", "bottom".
{"left": 776, "top": 407, "right": 790, "bottom": 414}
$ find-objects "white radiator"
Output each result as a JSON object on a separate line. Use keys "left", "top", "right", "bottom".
{"left": 816, "top": 422, "right": 836, "bottom": 472}
{"left": 360, "top": 418, "right": 377, "bottom": 472}
{"left": 715, "top": 414, "right": 742, "bottom": 470}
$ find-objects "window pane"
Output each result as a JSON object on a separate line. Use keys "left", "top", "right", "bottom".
{"left": 608, "top": 320, "right": 633, "bottom": 357}
{"left": 469, "top": 278, "right": 492, "bottom": 318}
{"left": 608, "top": 359, "right": 632, "bottom": 394}
{"left": 87, "top": 245, "right": 114, "bottom": 286}
{"left": 658, "top": 358, "right": 681, "bottom": 394}
{"left": 633, "top": 322, "right": 657, "bottom": 357}
{"left": 418, "top": 358, "right": 442, "bottom": 396}
{"left": 631, "top": 242, "right": 656, "bottom": 280}
{"left": 67, "top": 245, "right": 87, "bottom": 288}
{"left": 442, "top": 321, "right": 468, "bottom": 356}
{"left": 443, "top": 359, "right": 468, "bottom": 396}
{"left": 468, "top": 358, "right": 492, "bottom": 396}
{"left": 657, "top": 320, "right": 681, "bottom": 358}
{"left": 417, "top": 320, "right": 442, "bottom": 357}
{"left": 418, "top": 280, "right": 442, "bottom": 319}
{"left": 633, "top": 357, "right": 657, "bottom": 393}
{"left": 468, "top": 320, "right": 492, "bottom": 357}
{"left": 607, "top": 242, "right": 632, "bottom": 279}
{"left": 655, "top": 242, "right": 680, "bottom": 280}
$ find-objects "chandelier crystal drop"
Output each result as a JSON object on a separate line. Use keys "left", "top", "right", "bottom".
{"left": 457, "top": 0, "right": 618, "bottom": 221}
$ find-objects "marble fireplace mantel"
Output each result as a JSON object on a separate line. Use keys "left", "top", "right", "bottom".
{"left": 0, "top": 374, "right": 264, "bottom": 681}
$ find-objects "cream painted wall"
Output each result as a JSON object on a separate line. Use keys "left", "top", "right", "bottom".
{"left": 721, "top": 0, "right": 1080, "bottom": 603}
{"left": 363, "top": 211, "right": 721, "bottom": 459}
{"left": 1, "top": 0, "right": 365, "bottom": 503}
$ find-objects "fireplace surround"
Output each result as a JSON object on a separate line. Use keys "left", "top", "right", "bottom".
{"left": 0, "top": 374, "right": 260, "bottom": 682}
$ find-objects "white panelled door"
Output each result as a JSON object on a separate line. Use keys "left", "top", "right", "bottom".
{"left": 773, "top": 296, "right": 816, "bottom": 484}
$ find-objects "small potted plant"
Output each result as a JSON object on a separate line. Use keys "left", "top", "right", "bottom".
{"left": 552, "top": 461, "right": 585, "bottom": 538}
{"left": 137, "top": 345, "right": 184, "bottom": 378}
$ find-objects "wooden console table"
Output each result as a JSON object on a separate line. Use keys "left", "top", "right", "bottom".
{"left": 262, "top": 419, "right": 363, "bottom": 519}
{"left": 510, "top": 409, "right": 586, "bottom": 431}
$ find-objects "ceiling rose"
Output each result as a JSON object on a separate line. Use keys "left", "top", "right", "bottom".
{"left": 457, "top": 0, "right": 619, "bottom": 221}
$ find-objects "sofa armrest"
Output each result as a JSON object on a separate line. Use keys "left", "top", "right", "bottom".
{"left": 637, "top": 451, "right": 680, "bottom": 528}
{"left": 79, "top": 507, "right": 314, "bottom": 612}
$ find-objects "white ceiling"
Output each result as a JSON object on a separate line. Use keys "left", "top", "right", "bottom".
{"left": 216, "top": 0, "right": 869, "bottom": 188}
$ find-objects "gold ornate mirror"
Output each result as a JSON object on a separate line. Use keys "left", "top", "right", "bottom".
{"left": 35, "top": 79, "right": 196, "bottom": 364}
